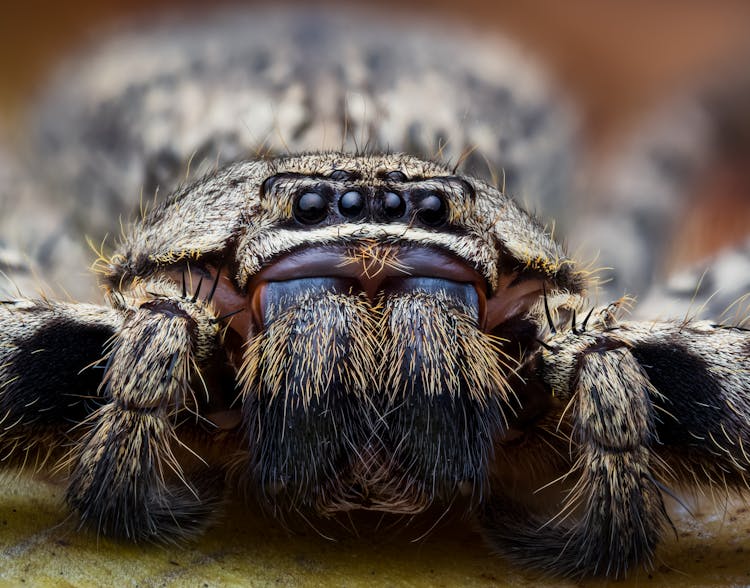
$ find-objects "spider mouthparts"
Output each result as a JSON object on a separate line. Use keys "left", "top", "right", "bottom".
{"left": 242, "top": 244, "right": 488, "bottom": 336}
{"left": 242, "top": 270, "right": 505, "bottom": 516}
{"left": 260, "top": 276, "right": 480, "bottom": 326}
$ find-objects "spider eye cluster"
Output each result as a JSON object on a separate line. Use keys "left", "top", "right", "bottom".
{"left": 266, "top": 169, "right": 464, "bottom": 229}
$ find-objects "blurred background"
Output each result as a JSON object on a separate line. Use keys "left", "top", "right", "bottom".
{"left": 2, "top": 0, "right": 749, "bottom": 144}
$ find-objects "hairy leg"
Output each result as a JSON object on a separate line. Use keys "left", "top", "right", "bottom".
{"left": 482, "top": 338, "right": 669, "bottom": 578}
{"left": 482, "top": 308, "right": 750, "bottom": 578}
{"left": 65, "top": 281, "right": 222, "bottom": 540}
{"left": 0, "top": 300, "right": 121, "bottom": 468}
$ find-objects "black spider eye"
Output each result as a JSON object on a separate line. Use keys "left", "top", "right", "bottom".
{"left": 330, "top": 169, "right": 353, "bottom": 181}
{"left": 338, "top": 190, "right": 365, "bottom": 218}
{"left": 384, "top": 170, "right": 407, "bottom": 183}
{"left": 261, "top": 175, "right": 279, "bottom": 197}
{"left": 383, "top": 191, "right": 406, "bottom": 219}
{"left": 293, "top": 191, "right": 329, "bottom": 224}
{"left": 416, "top": 192, "right": 448, "bottom": 226}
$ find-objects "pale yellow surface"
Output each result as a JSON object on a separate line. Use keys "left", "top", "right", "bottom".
{"left": 1, "top": 474, "right": 749, "bottom": 587}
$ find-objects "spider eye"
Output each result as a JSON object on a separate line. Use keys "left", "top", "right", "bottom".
{"left": 330, "top": 169, "right": 353, "bottom": 181}
{"left": 294, "top": 191, "right": 329, "bottom": 224}
{"left": 338, "top": 190, "right": 365, "bottom": 218}
{"left": 384, "top": 170, "right": 407, "bottom": 183}
{"left": 416, "top": 192, "right": 448, "bottom": 226}
{"left": 261, "top": 175, "right": 278, "bottom": 197}
{"left": 383, "top": 191, "right": 406, "bottom": 219}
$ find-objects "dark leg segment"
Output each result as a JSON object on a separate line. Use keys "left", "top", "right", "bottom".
{"left": 0, "top": 300, "right": 121, "bottom": 466}
{"left": 628, "top": 323, "right": 750, "bottom": 487}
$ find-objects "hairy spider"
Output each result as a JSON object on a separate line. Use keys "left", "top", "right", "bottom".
{"left": 1, "top": 151, "right": 749, "bottom": 578}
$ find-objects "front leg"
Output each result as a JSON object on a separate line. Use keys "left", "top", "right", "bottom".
{"left": 66, "top": 279, "right": 221, "bottom": 541}
{"left": 483, "top": 306, "right": 750, "bottom": 578}
{"left": 482, "top": 324, "right": 669, "bottom": 578}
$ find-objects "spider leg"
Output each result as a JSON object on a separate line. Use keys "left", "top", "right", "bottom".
{"left": 483, "top": 314, "right": 750, "bottom": 577}
{"left": 0, "top": 300, "right": 121, "bottom": 468}
{"left": 481, "top": 328, "right": 670, "bottom": 578}
{"left": 65, "top": 281, "right": 222, "bottom": 541}
{"left": 621, "top": 322, "right": 750, "bottom": 489}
